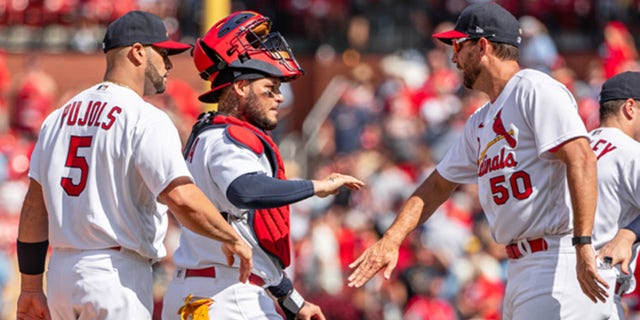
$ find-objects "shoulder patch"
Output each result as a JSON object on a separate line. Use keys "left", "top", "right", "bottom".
{"left": 225, "top": 125, "right": 264, "bottom": 155}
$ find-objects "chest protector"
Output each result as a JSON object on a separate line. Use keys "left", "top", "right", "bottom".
{"left": 183, "top": 111, "right": 291, "bottom": 268}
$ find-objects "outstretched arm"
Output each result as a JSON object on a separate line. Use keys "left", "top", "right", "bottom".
{"left": 347, "top": 170, "right": 457, "bottom": 287}
{"left": 226, "top": 172, "right": 365, "bottom": 209}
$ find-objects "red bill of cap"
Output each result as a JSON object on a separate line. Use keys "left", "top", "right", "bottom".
{"left": 153, "top": 39, "right": 192, "bottom": 55}
{"left": 432, "top": 30, "right": 469, "bottom": 45}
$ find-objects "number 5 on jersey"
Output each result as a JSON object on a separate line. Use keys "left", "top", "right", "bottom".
{"left": 61, "top": 135, "right": 93, "bottom": 196}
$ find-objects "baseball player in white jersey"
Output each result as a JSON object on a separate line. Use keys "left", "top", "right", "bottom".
{"left": 589, "top": 71, "right": 640, "bottom": 319}
{"left": 348, "top": 3, "right": 617, "bottom": 319}
{"left": 16, "top": 11, "right": 252, "bottom": 320}
{"left": 161, "top": 11, "right": 364, "bottom": 320}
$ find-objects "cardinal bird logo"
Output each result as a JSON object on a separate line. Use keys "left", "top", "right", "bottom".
{"left": 492, "top": 109, "right": 517, "bottom": 148}
{"left": 476, "top": 108, "right": 518, "bottom": 166}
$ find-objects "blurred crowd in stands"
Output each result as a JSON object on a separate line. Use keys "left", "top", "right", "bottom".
{"left": 1, "top": 0, "right": 640, "bottom": 319}
{"left": 1, "top": 0, "right": 640, "bottom": 54}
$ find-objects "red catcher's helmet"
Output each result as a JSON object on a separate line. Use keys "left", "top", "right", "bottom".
{"left": 193, "top": 11, "right": 304, "bottom": 102}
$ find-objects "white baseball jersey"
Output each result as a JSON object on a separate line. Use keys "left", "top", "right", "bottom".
{"left": 591, "top": 127, "right": 640, "bottom": 247}
{"left": 437, "top": 69, "right": 588, "bottom": 244}
{"left": 172, "top": 126, "right": 283, "bottom": 286}
{"left": 29, "top": 82, "right": 192, "bottom": 260}
{"left": 590, "top": 127, "right": 640, "bottom": 296}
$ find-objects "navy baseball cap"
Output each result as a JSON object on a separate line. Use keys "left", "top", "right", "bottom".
{"left": 599, "top": 71, "right": 640, "bottom": 103}
{"left": 102, "top": 11, "right": 192, "bottom": 54}
{"left": 433, "top": 2, "right": 522, "bottom": 48}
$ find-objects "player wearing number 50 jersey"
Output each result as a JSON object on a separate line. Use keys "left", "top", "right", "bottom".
{"left": 348, "top": 3, "right": 617, "bottom": 320}
{"left": 16, "top": 11, "right": 252, "bottom": 320}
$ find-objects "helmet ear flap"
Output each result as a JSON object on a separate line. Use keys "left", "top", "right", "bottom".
{"left": 194, "top": 38, "right": 229, "bottom": 81}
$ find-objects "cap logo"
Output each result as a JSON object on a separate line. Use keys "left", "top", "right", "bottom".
{"left": 475, "top": 26, "right": 484, "bottom": 33}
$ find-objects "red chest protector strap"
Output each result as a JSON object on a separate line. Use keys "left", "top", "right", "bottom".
{"left": 184, "top": 112, "right": 291, "bottom": 268}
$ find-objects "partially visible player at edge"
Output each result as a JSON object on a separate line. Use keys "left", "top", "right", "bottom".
{"left": 16, "top": 10, "right": 251, "bottom": 320}
{"left": 590, "top": 71, "right": 640, "bottom": 318}
{"left": 347, "top": 3, "right": 617, "bottom": 319}
{"left": 161, "top": 10, "right": 363, "bottom": 320}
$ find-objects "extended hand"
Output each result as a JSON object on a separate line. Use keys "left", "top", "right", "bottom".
{"left": 313, "top": 173, "right": 365, "bottom": 198}
{"left": 347, "top": 237, "right": 399, "bottom": 288}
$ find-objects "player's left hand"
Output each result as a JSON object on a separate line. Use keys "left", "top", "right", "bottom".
{"left": 347, "top": 236, "right": 400, "bottom": 288}
{"left": 597, "top": 228, "right": 635, "bottom": 275}
{"left": 296, "top": 302, "right": 326, "bottom": 320}
{"left": 575, "top": 244, "right": 609, "bottom": 303}
{"left": 313, "top": 173, "right": 365, "bottom": 198}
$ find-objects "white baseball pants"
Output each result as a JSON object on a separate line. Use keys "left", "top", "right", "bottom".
{"left": 502, "top": 235, "right": 618, "bottom": 320}
{"left": 46, "top": 247, "right": 153, "bottom": 320}
{"left": 161, "top": 264, "right": 282, "bottom": 320}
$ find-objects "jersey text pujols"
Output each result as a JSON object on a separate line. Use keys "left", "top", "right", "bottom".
{"left": 59, "top": 100, "right": 122, "bottom": 130}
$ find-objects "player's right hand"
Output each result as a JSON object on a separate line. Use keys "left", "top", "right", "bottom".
{"left": 17, "top": 290, "right": 51, "bottom": 320}
{"left": 347, "top": 237, "right": 400, "bottom": 288}
{"left": 575, "top": 243, "right": 609, "bottom": 303}
{"left": 221, "top": 240, "right": 253, "bottom": 283}
{"left": 597, "top": 228, "right": 635, "bottom": 275}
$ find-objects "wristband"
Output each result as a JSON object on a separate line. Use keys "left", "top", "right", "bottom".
{"left": 267, "top": 276, "right": 294, "bottom": 298}
{"left": 571, "top": 236, "right": 592, "bottom": 246}
{"left": 279, "top": 288, "right": 305, "bottom": 320}
{"left": 17, "top": 239, "right": 49, "bottom": 275}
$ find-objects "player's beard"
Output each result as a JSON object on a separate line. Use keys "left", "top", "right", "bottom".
{"left": 242, "top": 88, "right": 278, "bottom": 131}
{"left": 461, "top": 53, "right": 481, "bottom": 89}
{"left": 144, "top": 60, "right": 166, "bottom": 95}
